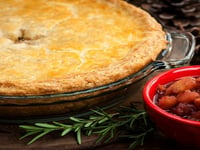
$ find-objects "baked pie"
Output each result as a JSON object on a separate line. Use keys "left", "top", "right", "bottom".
{"left": 0, "top": 0, "right": 166, "bottom": 96}
{"left": 0, "top": 0, "right": 167, "bottom": 118}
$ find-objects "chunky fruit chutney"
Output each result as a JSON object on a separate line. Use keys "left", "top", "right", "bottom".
{"left": 154, "top": 76, "right": 200, "bottom": 121}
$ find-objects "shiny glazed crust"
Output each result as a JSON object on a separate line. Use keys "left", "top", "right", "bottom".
{"left": 0, "top": 0, "right": 167, "bottom": 96}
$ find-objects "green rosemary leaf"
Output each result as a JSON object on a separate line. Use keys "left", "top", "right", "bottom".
{"left": 110, "top": 128, "right": 114, "bottom": 138}
{"left": 94, "top": 127, "right": 110, "bottom": 135}
{"left": 91, "top": 109, "right": 105, "bottom": 116}
{"left": 19, "top": 131, "right": 41, "bottom": 140}
{"left": 76, "top": 129, "right": 82, "bottom": 144}
{"left": 35, "top": 123, "right": 59, "bottom": 129}
{"left": 53, "top": 122, "right": 72, "bottom": 128}
{"left": 27, "top": 130, "right": 53, "bottom": 145}
{"left": 84, "top": 121, "right": 93, "bottom": 128}
{"left": 88, "top": 116, "right": 98, "bottom": 120}
{"left": 130, "top": 118, "right": 137, "bottom": 128}
{"left": 61, "top": 128, "right": 72, "bottom": 136}
{"left": 97, "top": 117, "right": 109, "bottom": 124}
{"left": 19, "top": 125, "right": 43, "bottom": 131}
{"left": 74, "top": 124, "right": 82, "bottom": 132}
{"left": 85, "top": 129, "right": 93, "bottom": 136}
{"left": 70, "top": 117, "right": 85, "bottom": 123}
{"left": 90, "top": 121, "right": 98, "bottom": 128}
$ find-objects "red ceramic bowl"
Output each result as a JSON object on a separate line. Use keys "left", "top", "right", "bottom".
{"left": 143, "top": 65, "right": 200, "bottom": 147}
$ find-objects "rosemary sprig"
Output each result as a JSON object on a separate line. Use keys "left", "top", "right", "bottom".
{"left": 19, "top": 106, "right": 154, "bottom": 149}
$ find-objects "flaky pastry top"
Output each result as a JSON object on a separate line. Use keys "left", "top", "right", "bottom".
{"left": 0, "top": 0, "right": 167, "bottom": 95}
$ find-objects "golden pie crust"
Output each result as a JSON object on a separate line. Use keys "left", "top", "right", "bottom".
{"left": 0, "top": 0, "right": 167, "bottom": 96}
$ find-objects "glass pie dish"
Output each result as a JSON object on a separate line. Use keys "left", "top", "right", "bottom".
{"left": 0, "top": 32, "right": 195, "bottom": 123}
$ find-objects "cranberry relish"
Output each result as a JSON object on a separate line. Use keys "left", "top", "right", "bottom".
{"left": 154, "top": 76, "right": 200, "bottom": 121}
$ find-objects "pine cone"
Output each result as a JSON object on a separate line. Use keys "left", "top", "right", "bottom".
{"left": 127, "top": 0, "right": 200, "bottom": 65}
